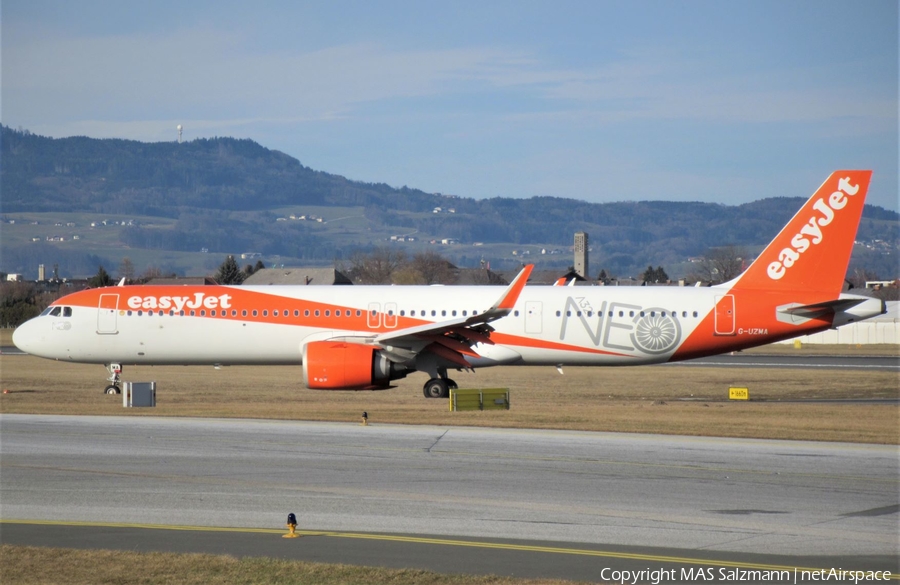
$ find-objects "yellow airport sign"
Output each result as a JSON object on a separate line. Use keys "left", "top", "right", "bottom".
{"left": 450, "top": 388, "right": 510, "bottom": 411}
{"left": 729, "top": 387, "right": 749, "bottom": 400}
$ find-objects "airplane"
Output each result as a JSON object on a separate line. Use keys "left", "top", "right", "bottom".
{"left": 12, "top": 170, "right": 885, "bottom": 399}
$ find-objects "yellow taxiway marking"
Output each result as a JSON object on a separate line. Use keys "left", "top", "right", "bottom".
{"left": 3, "top": 519, "right": 896, "bottom": 579}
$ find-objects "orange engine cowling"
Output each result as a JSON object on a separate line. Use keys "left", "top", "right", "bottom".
{"left": 302, "top": 341, "right": 405, "bottom": 390}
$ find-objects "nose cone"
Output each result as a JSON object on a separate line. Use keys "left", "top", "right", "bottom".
{"left": 12, "top": 318, "right": 43, "bottom": 355}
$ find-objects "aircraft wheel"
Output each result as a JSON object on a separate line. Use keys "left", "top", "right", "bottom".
{"left": 104, "top": 385, "right": 121, "bottom": 395}
{"left": 447, "top": 379, "right": 458, "bottom": 390}
{"left": 423, "top": 378, "right": 449, "bottom": 399}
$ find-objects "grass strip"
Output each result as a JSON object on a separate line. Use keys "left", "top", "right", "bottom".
{"left": 0, "top": 544, "right": 588, "bottom": 585}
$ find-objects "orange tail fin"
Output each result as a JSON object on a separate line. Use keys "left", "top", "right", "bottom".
{"left": 732, "top": 170, "right": 871, "bottom": 293}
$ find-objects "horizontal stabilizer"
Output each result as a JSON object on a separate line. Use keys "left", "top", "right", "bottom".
{"left": 778, "top": 298, "right": 865, "bottom": 318}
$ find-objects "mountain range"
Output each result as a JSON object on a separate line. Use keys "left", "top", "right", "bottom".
{"left": 1, "top": 125, "right": 897, "bottom": 280}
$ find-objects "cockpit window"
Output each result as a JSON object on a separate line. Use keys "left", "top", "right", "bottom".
{"left": 49, "top": 307, "right": 61, "bottom": 317}
{"left": 63, "top": 307, "right": 72, "bottom": 317}
{"left": 40, "top": 307, "right": 53, "bottom": 316}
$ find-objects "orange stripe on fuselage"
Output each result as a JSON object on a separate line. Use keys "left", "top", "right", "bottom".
{"left": 489, "top": 332, "right": 633, "bottom": 358}
{"left": 54, "top": 286, "right": 633, "bottom": 359}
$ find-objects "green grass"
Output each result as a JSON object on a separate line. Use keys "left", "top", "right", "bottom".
{"left": 1, "top": 545, "right": 588, "bottom": 585}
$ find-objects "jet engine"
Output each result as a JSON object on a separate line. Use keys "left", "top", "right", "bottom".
{"left": 302, "top": 341, "right": 408, "bottom": 390}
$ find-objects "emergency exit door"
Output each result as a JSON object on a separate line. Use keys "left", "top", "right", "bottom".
{"left": 525, "top": 301, "right": 542, "bottom": 334}
{"left": 97, "top": 294, "right": 119, "bottom": 334}
{"left": 714, "top": 295, "right": 735, "bottom": 336}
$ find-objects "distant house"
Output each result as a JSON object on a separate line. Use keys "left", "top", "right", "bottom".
{"left": 455, "top": 268, "right": 508, "bottom": 285}
{"left": 242, "top": 268, "right": 353, "bottom": 286}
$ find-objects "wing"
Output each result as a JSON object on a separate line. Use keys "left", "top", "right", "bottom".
{"left": 372, "top": 264, "right": 533, "bottom": 367}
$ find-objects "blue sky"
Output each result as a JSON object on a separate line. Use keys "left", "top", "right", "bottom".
{"left": 3, "top": 0, "right": 897, "bottom": 209}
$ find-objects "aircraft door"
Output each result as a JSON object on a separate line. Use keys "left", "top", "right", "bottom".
{"left": 525, "top": 301, "right": 542, "bottom": 334}
{"left": 714, "top": 295, "right": 735, "bottom": 335}
{"left": 98, "top": 294, "right": 119, "bottom": 334}
{"left": 367, "top": 302, "right": 381, "bottom": 329}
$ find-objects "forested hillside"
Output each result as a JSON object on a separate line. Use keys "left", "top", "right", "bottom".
{"left": 2, "top": 125, "right": 897, "bottom": 279}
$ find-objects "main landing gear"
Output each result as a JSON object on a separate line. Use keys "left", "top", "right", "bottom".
{"left": 422, "top": 377, "right": 458, "bottom": 399}
{"left": 104, "top": 363, "right": 122, "bottom": 395}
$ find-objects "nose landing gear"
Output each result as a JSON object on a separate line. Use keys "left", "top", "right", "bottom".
{"left": 104, "top": 363, "right": 122, "bottom": 395}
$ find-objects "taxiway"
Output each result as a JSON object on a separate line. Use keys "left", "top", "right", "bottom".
{"left": 1, "top": 414, "right": 897, "bottom": 581}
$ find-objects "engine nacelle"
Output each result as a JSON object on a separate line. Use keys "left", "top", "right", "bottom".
{"left": 302, "top": 341, "right": 407, "bottom": 390}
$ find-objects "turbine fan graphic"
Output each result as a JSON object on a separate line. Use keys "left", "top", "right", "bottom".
{"left": 631, "top": 310, "right": 681, "bottom": 354}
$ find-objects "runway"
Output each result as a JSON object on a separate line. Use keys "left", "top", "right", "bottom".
{"left": 666, "top": 353, "right": 899, "bottom": 372}
{"left": 2, "top": 415, "right": 897, "bottom": 581}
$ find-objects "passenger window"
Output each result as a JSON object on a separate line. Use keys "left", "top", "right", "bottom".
{"left": 513, "top": 310, "right": 518, "bottom": 317}
{"left": 452, "top": 310, "right": 457, "bottom": 317}
{"left": 273, "top": 310, "right": 279, "bottom": 317}
{"left": 356, "top": 310, "right": 361, "bottom": 316}
{"left": 441, "top": 310, "right": 446, "bottom": 317}
{"left": 263, "top": 310, "right": 268, "bottom": 317}
{"left": 576, "top": 311, "right": 582, "bottom": 317}
{"left": 431, "top": 310, "right": 436, "bottom": 317}
{"left": 693, "top": 311, "right": 698, "bottom": 318}
{"left": 252, "top": 310, "right": 258, "bottom": 317}
{"left": 190, "top": 310, "right": 195, "bottom": 316}
{"left": 304, "top": 310, "right": 310, "bottom": 317}
{"left": 294, "top": 310, "right": 299, "bottom": 317}
{"left": 629, "top": 311, "right": 634, "bottom": 317}
{"left": 400, "top": 310, "right": 405, "bottom": 316}
{"left": 200, "top": 310, "right": 206, "bottom": 316}
{"left": 242, "top": 310, "right": 248, "bottom": 317}
{"left": 316, "top": 310, "right": 321, "bottom": 317}
{"left": 63, "top": 307, "right": 72, "bottom": 317}
{"left": 463, "top": 310, "right": 468, "bottom": 316}
{"left": 556, "top": 311, "right": 561, "bottom": 317}
{"left": 325, "top": 310, "right": 331, "bottom": 317}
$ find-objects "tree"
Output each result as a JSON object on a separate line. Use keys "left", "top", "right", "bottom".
{"left": 695, "top": 246, "right": 745, "bottom": 285}
{"left": 0, "top": 282, "right": 44, "bottom": 327}
{"left": 88, "top": 265, "right": 114, "bottom": 288}
{"left": 242, "top": 259, "right": 266, "bottom": 278}
{"left": 214, "top": 255, "right": 245, "bottom": 284}
{"left": 347, "top": 247, "right": 407, "bottom": 284}
{"left": 640, "top": 265, "right": 669, "bottom": 284}
{"left": 411, "top": 250, "right": 457, "bottom": 284}
{"left": 117, "top": 257, "right": 135, "bottom": 282}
